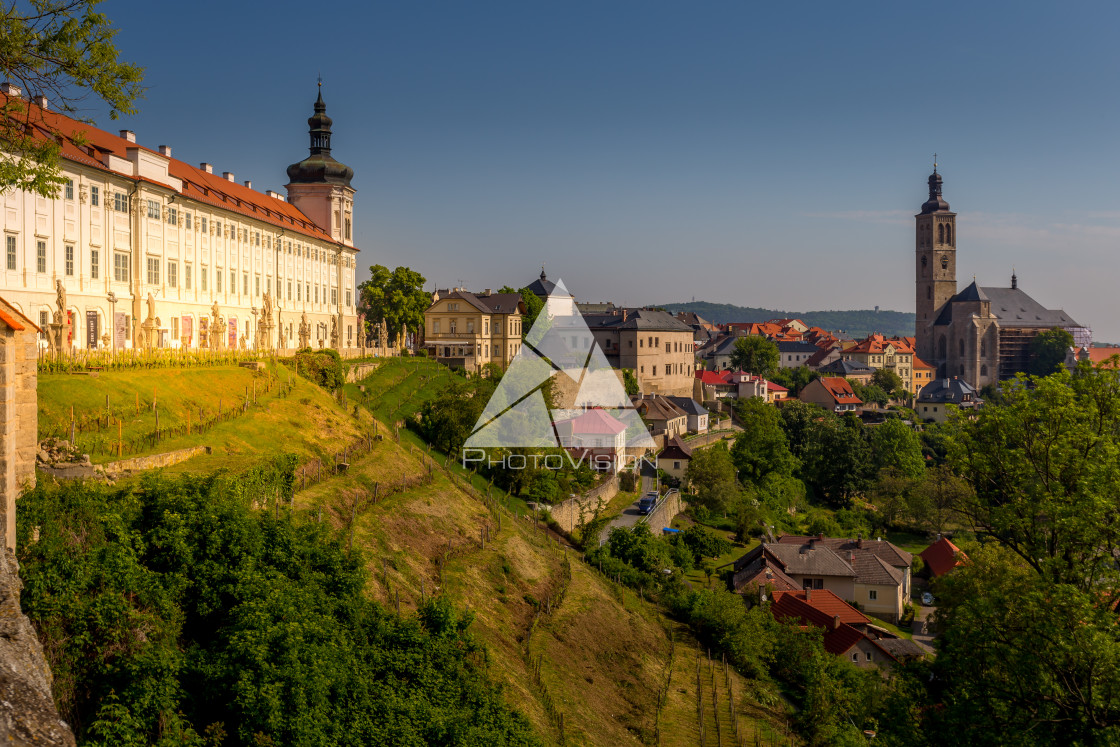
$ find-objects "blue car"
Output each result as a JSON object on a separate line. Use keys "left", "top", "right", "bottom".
{"left": 638, "top": 492, "right": 658, "bottom": 515}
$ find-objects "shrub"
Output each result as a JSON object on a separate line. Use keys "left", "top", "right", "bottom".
{"left": 292, "top": 348, "right": 345, "bottom": 390}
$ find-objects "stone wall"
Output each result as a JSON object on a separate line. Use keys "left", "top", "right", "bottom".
{"left": 346, "top": 361, "right": 382, "bottom": 383}
{"left": 0, "top": 552, "right": 75, "bottom": 746}
{"left": 548, "top": 473, "right": 619, "bottom": 533}
{"left": 640, "top": 489, "right": 685, "bottom": 535}
{"left": 102, "top": 445, "right": 212, "bottom": 475}
{"left": 0, "top": 299, "right": 38, "bottom": 552}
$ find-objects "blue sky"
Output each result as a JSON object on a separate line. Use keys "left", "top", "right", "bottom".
{"left": 94, "top": 1, "right": 1120, "bottom": 340}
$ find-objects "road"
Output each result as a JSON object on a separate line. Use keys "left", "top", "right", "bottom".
{"left": 597, "top": 466, "right": 660, "bottom": 546}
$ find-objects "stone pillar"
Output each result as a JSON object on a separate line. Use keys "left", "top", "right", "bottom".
{"left": 0, "top": 303, "right": 38, "bottom": 552}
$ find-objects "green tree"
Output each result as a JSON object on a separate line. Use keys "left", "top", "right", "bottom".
{"left": 910, "top": 463, "right": 969, "bottom": 534}
{"left": 684, "top": 442, "right": 739, "bottom": 515}
{"left": 802, "top": 413, "right": 873, "bottom": 507}
{"left": 1028, "top": 327, "right": 1074, "bottom": 376}
{"left": 870, "top": 417, "right": 925, "bottom": 479}
{"left": 769, "top": 365, "right": 819, "bottom": 396}
{"left": 622, "top": 368, "right": 639, "bottom": 397}
{"left": 870, "top": 466, "right": 917, "bottom": 527}
{"left": 730, "top": 397, "right": 798, "bottom": 487}
{"left": 778, "top": 398, "right": 826, "bottom": 462}
{"left": 729, "top": 335, "right": 779, "bottom": 378}
{"left": 871, "top": 368, "right": 904, "bottom": 396}
{"left": 358, "top": 265, "right": 430, "bottom": 344}
{"left": 849, "top": 380, "right": 889, "bottom": 407}
{"left": 1, "top": 0, "right": 144, "bottom": 196}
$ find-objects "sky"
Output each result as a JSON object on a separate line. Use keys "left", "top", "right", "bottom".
{"left": 87, "top": 0, "right": 1120, "bottom": 340}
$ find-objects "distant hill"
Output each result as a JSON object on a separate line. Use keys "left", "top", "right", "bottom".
{"left": 658, "top": 301, "right": 916, "bottom": 339}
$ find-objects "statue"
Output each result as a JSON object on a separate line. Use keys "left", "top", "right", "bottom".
{"left": 262, "top": 289, "right": 273, "bottom": 320}
{"left": 145, "top": 293, "right": 156, "bottom": 322}
{"left": 211, "top": 301, "right": 220, "bottom": 321}
{"left": 330, "top": 316, "right": 339, "bottom": 348}
{"left": 239, "top": 332, "right": 246, "bottom": 350}
{"left": 378, "top": 321, "right": 387, "bottom": 351}
{"left": 298, "top": 313, "right": 311, "bottom": 348}
{"left": 54, "top": 280, "right": 66, "bottom": 324}
{"left": 400, "top": 323, "right": 408, "bottom": 351}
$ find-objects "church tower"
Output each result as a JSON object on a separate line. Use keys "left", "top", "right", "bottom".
{"left": 915, "top": 166, "right": 957, "bottom": 363}
{"left": 286, "top": 84, "right": 356, "bottom": 247}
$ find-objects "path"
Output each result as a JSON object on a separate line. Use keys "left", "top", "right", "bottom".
{"left": 911, "top": 603, "right": 937, "bottom": 655}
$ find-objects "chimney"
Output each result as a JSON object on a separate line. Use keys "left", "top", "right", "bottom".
{"left": 849, "top": 551, "right": 855, "bottom": 564}
{"left": 621, "top": 309, "right": 629, "bottom": 322}
{"left": 119, "top": 129, "right": 136, "bottom": 143}
{"left": 158, "top": 145, "right": 172, "bottom": 157}
{"left": 833, "top": 614, "right": 841, "bottom": 630}
{"left": 33, "top": 94, "right": 48, "bottom": 110}
{"left": 808, "top": 538, "right": 816, "bottom": 550}
{"left": 265, "top": 189, "right": 285, "bottom": 201}
{"left": 223, "top": 171, "right": 235, "bottom": 182}
{"left": 0, "top": 82, "right": 22, "bottom": 97}
{"left": 200, "top": 162, "right": 213, "bottom": 174}
{"left": 856, "top": 534, "right": 863, "bottom": 549}
{"left": 805, "top": 588, "right": 811, "bottom": 600}
{"left": 483, "top": 289, "right": 491, "bottom": 296}
{"left": 817, "top": 533, "right": 825, "bottom": 542}
{"left": 243, "top": 180, "right": 252, "bottom": 189}
{"left": 936, "top": 532, "right": 942, "bottom": 542}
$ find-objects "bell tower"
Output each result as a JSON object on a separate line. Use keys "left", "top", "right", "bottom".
{"left": 915, "top": 164, "right": 957, "bottom": 363}
{"left": 285, "top": 83, "right": 356, "bottom": 248}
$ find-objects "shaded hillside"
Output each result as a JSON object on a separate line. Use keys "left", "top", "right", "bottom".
{"left": 659, "top": 301, "right": 915, "bottom": 338}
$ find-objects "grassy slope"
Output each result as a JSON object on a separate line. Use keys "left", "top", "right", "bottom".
{"left": 38, "top": 358, "right": 793, "bottom": 745}
{"left": 38, "top": 362, "right": 375, "bottom": 472}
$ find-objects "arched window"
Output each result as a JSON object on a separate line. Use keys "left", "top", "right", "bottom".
{"left": 938, "top": 224, "right": 944, "bottom": 243}
{"left": 980, "top": 339, "right": 987, "bottom": 356}
{"left": 980, "top": 364, "right": 988, "bottom": 377}
{"left": 938, "top": 336, "right": 947, "bottom": 360}
{"left": 946, "top": 225, "right": 953, "bottom": 245}
{"left": 959, "top": 339, "right": 965, "bottom": 356}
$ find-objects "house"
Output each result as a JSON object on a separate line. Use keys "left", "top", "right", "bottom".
{"left": 553, "top": 408, "right": 628, "bottom": 470}
{"left": 584, "top": 308, "right": 696, "bottom": 397}
{"left": 769, "top": 590, "right": 904, "bottom": 670}
{"left": 695, "top": 331, "right": 742, "bottom": 371}
{"left": 916, "top": 376, "right": 982, "bottom": 423}
{"left": 734, "top": 534, "right": 913, "bottom": 622}
{"left": 526, "top": 268, "right": 576, "bottom": 316}
{"left": 632, "top": 394, "right": 688, "bottom": 438}
{"left": 816, "top": 358, "right": 875, "bottom": 385}
{"left": 799, "top": 377, "right": 863, "bottom": 412}
{"left": 664, "top": 396, "right": 709, "bottom": 433}
{"left": 424, "top": 289, "right": 525, "bottom": 372}
{"left": 693, "top": 369, "right": 785, "bottom": 404}
{"left": 693, "top": 369, "right": 738, "bottom": 401}
{"left": 842, "top": 334, "right": 916, "bottom": 393}
{"left": 658, "top": 435, "right": 693, "bottom": 486}
{"left": 919, "top": 535, "right": 968, "bottom": 577}
{"left": 777, "top": 340, "right": 820, "bottom": 369}
{"left": 805, "top": 345, "right": 841, "bottom": 371}
{"left": 912, "top": 357, "right": 936, "bottom": 396}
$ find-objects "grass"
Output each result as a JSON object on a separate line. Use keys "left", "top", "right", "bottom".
{"left": 38, "top": 362, "right": 376, "bottom": 472}
{"left": 865, "top": 614, "right": 915, "bottom": 640}
{"left": 884, "top": 530, "right": 932, "bottom": 556}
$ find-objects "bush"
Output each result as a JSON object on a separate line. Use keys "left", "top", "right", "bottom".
{"left": 291, "top": 348, "right": 345, "bottom": 390}
{"left": 619, "top": 470, "right": 638, "bottom": 492}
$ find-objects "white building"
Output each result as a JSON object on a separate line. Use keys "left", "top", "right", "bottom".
{"left": 0, "top": 83, "right": 362, "bottom": 352}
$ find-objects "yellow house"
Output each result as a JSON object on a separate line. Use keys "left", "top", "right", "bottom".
{"left": 841, "top": 334, "right": 916, "bottom": 394}
{"left": 423, "top": 289, "right": 525, "bottom": 372}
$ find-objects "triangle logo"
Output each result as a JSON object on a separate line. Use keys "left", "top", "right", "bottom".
{"left": 464, "top": 278, "right": 656, "bottom": 452}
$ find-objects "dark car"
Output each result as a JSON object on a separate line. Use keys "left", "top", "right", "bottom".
{"left": 638, "top": 492, "right": 658, "bottom": 515}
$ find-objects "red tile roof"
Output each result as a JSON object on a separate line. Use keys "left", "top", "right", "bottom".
{"left": 771, "top": 589, "right": 870, "bottom": 626}
{"left": 818, "top": 377, "right": 862, "bottom": 405}
{"left": 4, "top": 93, "right": 343, "bottom": 246}
{"left": 919, "top": 537, "right": 968, "bottom": 577}
{"left": 557, "top": 408, "right": 627, "bottom": 435}
{"left": 913, "top": 357, "right": 936, "bottom": 370}
{"left": 770, "top": 591, "right": 893, "bottom": 659}
{"left": 1085, "top": 347, "right": 1120, "bottom": 367}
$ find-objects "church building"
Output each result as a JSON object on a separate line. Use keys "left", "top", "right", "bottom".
{"left": 914, "top": 168, "right": 1086, "bottom": 390}
{"left": 0, "top": 82, "right": 361, "bottom": 352}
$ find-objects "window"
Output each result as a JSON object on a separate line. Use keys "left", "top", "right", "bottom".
{"left": 64, "top": 179, "right": 74, "bottom": 200}
{"left": 65, "top": 245, "right": 75, "bottom": 275}
{"left": 201, "top": 217, "right": 208, "bottom": 233}
{"left": 868, "top": 589, "right": 878, "bottom": 601}
{"left": 184, "top": 264, "right": 192, "bottom": 290}
{"left": 113, "top": 252, "right": 129, "bottom": 282}
{"left": 866, "top": 652, "right": 873, "bottom": 662}
{"left": 166, "top": 206, "right": 178, "bottom": 225}
{"left": 940, "top": 255, "right": 948, "bottom": 270}
{"left": 297, "top": 283, "right": 301, "bottom": 301}
{"left": 90, "top": 185, "right": 99, "bottom": 206}
{"left": 287, "top": 281, "right": 292, "bottom": 300}
{"left": 147, "top": 257, "right": 160, "bottom": 285}
{"left": 315, "top": 286, "right": 319, "bottom": 303}
{"left": 243, "top": 272, "right": 248, "bottom": 296}
{"left": 91, "top": 249, "right": 99, "bottom": 279}
{"left": 36, "top": 241, "right": 46, "bottom": 273}
{"left": 185, "top": 213, "right": 192, "bottom": 230}
{"left": 146, "top": 200, "right": 160, "bottom": 219}
{"left": 214, "top": 221, "right": 222, "bottom": 237}
{"left": 345, "top": 290, "right": 351, "bottom": 307}
{"left": 201, "top": 267, "right": 207, "bottom": 291}
{"left": 255, "top": 275, "right": 260, "bottom": 297}
{"left": 114, "top": 192, "right": 128, "bottom": 212}
{"left": 254, "top": 232, "right": 260, "bottom": 246}
{"left": 331, "top": 288, "right": 337, "bottom": 306}
{"left": 344, "top": 217, "right": 351, "bottom": 240}
{"left": 305, "top": 282, "right": 309, "bottom": 300}
{"left": 433, "top": 321, "right": 441, "bottom": 334}
{"left": 168, "top": 261, "right": 178, "bottom": 288}
{"left": 216, "top": 269, "right": 222, "bottom": 292}
{"left": 39, "top": 310, "right": 48, "bottom": 337}
{"left": 5, "top": 236, "right": 15, "bottom": 270}
{"left": 230, "top": 270, "right": 235, "bottom": 294}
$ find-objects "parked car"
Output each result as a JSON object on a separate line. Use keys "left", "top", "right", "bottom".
{"left": 921, "top": 591, "right": 934, "bottom": 606}
{"left": 638, "top": 492, "right": 659, "bottom": 515}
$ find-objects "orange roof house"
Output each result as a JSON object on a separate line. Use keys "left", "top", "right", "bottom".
{"left": 919, "top": 536, "right": 968, "bottom": 577}
{"left": 799, "top": 377, "right": 863, "bottom": 412}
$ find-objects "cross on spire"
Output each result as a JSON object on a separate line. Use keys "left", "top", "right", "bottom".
{"left": 933, "top": 153, "right": 938, "bottom": 174}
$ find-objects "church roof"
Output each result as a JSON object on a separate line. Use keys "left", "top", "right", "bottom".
{"left": 526, "top": 269, "right": 572, "bottom": 299}
{"left": 934, "top": 283, "right": 1078, "bottom": 329}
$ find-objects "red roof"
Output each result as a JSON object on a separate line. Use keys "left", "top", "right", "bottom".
{"left": 770, "top": 591, "right": 891, "bottom": 658}
{"left": 919, "top": 537, "right": 968, "bottom": 577}
{"left": 913, "top": 356, "right": 936, "bottom": 370}
{"left": 771, "top": 589, "right": 869, "bottom": 625}
{"left": 695, "top": 370, "right": 730, "bottom": 385}
{"left": 4, "top": 93, "right": 343, "bottom": 245}
{"left": 1085, "top": 347, "right": 1120, "bottom": 367}
{"left": 818, "top": 377, "right": 862, "bottom": 405}
{"left": 557, "top": 408, "right": 627, "bottom": 435}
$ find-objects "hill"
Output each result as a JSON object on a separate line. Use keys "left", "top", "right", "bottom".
{"left": 658, "top": 301, "right": 915, "bottom": 338}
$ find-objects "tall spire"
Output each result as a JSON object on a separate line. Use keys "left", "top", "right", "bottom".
{"left": 921, "top": 165, "right": 950, "bottom": 214}
{"left": 286, "top": 83, "right": 353, "bottom": 187}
